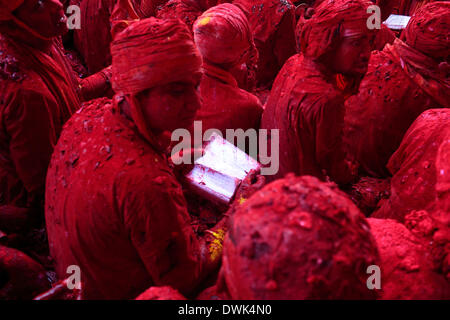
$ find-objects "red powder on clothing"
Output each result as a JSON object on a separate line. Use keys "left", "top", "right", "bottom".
{"left": 217, "top": 175, "right": 379, "bottom": 299}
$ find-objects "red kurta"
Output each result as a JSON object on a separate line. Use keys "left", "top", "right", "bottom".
{"left": 0, "top": 35, "right": 80, "bottom": 212}
{"left": 195, "top": 62, "right": 262, "bottom": 136}
{"left": 373, "top": 109, "right": 450, "bottom": 222}
{"left": 260, "top": 54, "right": 354, "bottom": 184}
{"left": 46, "top": 98, "right": 213, "bottom": 299}
{"left": 344, "top": 39, "right": 449, "bottom": 178}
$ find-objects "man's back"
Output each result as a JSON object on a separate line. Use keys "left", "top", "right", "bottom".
{"left": 46, "top": 98, "right": 203, "bottom": 299}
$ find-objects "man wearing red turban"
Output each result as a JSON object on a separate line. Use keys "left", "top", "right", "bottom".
{"left": 233, "top": 0, "right": 297, "bottom": 91}
{"left": 192, "top": 3, "right": 262, "bottom": 136}
{"left": 344, "top": 2, "right": 449, "bottom": 178}
{"left": 200, "top": 175, "right": 380, "bottom": 299}
{"left": 261, "top": 0, "right": 376, "bottom": 184}
{"left": 45, "top": 18, "right": 226, "bottom": 299}
{"left": 0, "top": 0, "right": 81, "bottom": 230}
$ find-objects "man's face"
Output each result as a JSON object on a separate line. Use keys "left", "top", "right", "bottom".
{"left": 14, "top": 0, "right": 67, "bottom": 38}
{"left": 137, "top": 78, "right": 202, "bottom": 134}
{"left": 332, "top": 33, "right": 374, "bottom": 76}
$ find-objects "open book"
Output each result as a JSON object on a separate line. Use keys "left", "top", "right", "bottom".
{"left": 383, "top": 14, "right": 411, "bottom": 30}
{"left": 185, "top": 133, "right": 261, "bottom": 205}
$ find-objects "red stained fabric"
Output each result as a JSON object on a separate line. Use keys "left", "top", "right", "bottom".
{"left": 71, "top": 0, "right": 116, "bottom": 74}
{"left": 111, "top": 17, "right": 202, "bottom": 95}
{"left": 0, "top": 245, "right": 50, "bottom": 300}
{"left": 45, "top": 98, "right": 212, "bottom": 299}
{"left": 436, "top": 131, "right": 450, "bottom": 212}
{"left": 233, "top": 0, "right": 296, "bottom": 88}
{"left": 404, "top": 1, "right": 450, "bottom": 60}
{"left": 260, "top": 53, "right": 354, "bottom": 184}
{"left": 0, "top": 35, "right": 80, "bottom": 210}
{"left": 217, "top": 175, "right": 379, "bottom": 299}
{"left": 373, "top": 109, "right": 450, "bottom": 222}
{"left": 368, "top": 218, "right": 450, "bottom": 299}
{"left": 344, "top": 39, "right": 449, "bottom": 178}
{"left": 136, "top": 286, "right": 186, "bottom": 300}
{"left": 111, "top": 17, "right": 202, "bottom": 142}
{"left": 195, "top": 62, "right": 263, "bottom": 136}
{"left": 192, "top": 4, "right": 262, "bottom": 135}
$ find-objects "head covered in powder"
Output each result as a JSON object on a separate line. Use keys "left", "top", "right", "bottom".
{"left": 193, "top": 3, "right": 256, "bottom": 68}
{"left": 218, "top": 174, "right": 380, "bottom": 299}
{"left": 299, "top": 0, "right": 375, "bottom": 62}
{"left": 111, "top": 17, "right": 202, "bottom": 95}
{"left": 404, "top": 1, "right": 450, "bottom": 61}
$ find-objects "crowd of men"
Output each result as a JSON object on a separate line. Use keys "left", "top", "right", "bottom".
{"left": 0, "top": 0, "right": 448, "bottom": 299}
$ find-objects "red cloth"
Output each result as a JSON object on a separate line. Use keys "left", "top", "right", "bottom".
{"left": 156, "top": 0, "right": 229, "bottom": 30}
{"left": 217, "top": 175, "right": 379, "bottom": 299}
{"left": 71, "top": 0, "right": 116, "bottom": 74}
{"left": 368, "top": 218, "right": 450, "bottom": 299}
{"left": 373, "top": 109, "right": 450, "bottom": 222}
{"left": 260, "top": 54, "right": 354, "bottom": 184}
{"left": 45, "top": 98, "right": 212, "bottom": 299}
{"left": 344, "top": 39, "right": 449, "bottom": 177}
{"left": 136, "top": 286, "right": 186, "bottom": 300}
{"left": 111, "top": 17, "right": 202, "bottom": 142}
{"left": 233, "top": 0, "right": 296, "bottom": 88}
{"left": 0, "top": 245, "right": 50, "bottom": 299}
{"left": 299, "top": 0, "right": 374, "bottom": 60}
{"left": 192, "top": 4, "right": 262, "bottom": 135}
{"left": 436, "top": 131, "right": 450, "bottom": 212}
{"left": 195, "top": 63, "right": 262, "bottom": 136}
{"left": 404, "top": 1, "right": 450, "bottom": 60}
{"left": 0, "top": 35, "right": 80, "bottom": 210}
{"left": 193, "top": 3, "right": 256, "bottom": 66}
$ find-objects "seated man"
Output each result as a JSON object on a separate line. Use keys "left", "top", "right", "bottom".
{"left": 0, "top": 0, "right": 80, "bottom": 229}
{"left": 45, "top": 18, "right": 224, "bottom": 299}
{"left": 192, "top": 3, "right": 263, "bottom": 136}
{"left": 261, "top": 0, "right": 376, "bottom": 184}
{"left": 374, "top": 109, "right": 450, "bottom": 222}
{"left": 199, "top": 175, "right": 380, "bottom": 299}
{"left": 344, "top": 2, "right": 449, "bottom": 177}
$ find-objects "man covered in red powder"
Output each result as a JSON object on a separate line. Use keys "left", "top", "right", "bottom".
{"left": 261, "top": 0, "right": 376, "bottom": 184}
{"left": 45, "top": 18, "right": 226, "bottom": 300}
{"left": 344, "top": 1, "right": 449, "bottom": 178}
{"left": 199, "top": 175, "right": 380, "bottom": 300}
{"left": 0, "top": 0, "right": 81, "bottom": 229}
{"left": 374, "top": 109, "right": 450, "bottom": 222}
{"left": 192, "top": 3, "right": 262, "bottom": 136}
{"left": 233, "top": 0, "right": 297, "bottom": 90}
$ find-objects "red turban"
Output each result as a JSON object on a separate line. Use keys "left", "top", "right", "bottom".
{"left": 193, "top": 3, "right": 256, "bottom": 66}
{"left": 299, "top": 0, "right": 375, "bottom": 59}
{"left": 404, "top": 1, "right": 450, "bottom": 60}
{"left": 219, "top": 175, "right": 380, "bottom": 299}
{"left": 111, "top": 17, "right": 202, "bottom": 95}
